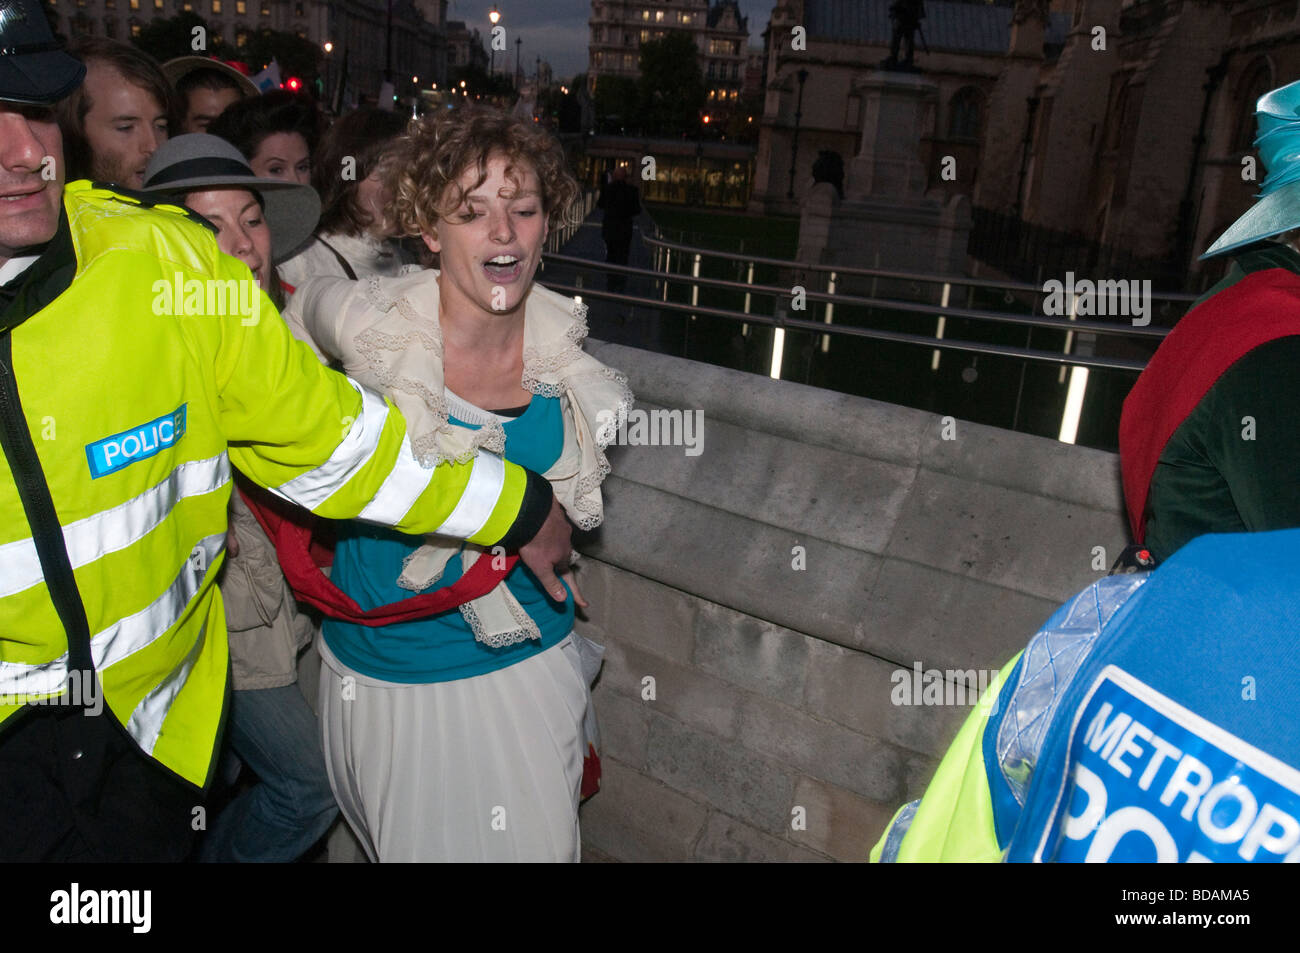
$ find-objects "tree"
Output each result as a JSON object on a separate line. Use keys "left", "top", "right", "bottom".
{"left": 241, "top": 29, "right": 322, "bottom": 87}
{"left": 636, "top": 31, "right": 705, "bottom": 136}
{"left": 133, "top": 12, "right": 232, "bottom": 65}
{"left": 593, "top": 75, "right": 637, "bottom": 134}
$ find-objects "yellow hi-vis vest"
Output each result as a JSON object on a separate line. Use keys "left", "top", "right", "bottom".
{"left": 0, "top": 182, "right": 530, "bottom": 788}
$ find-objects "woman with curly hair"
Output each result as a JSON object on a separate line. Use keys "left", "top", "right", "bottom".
{"left": 284, "top": 105, "right": 631, "bottom": 862}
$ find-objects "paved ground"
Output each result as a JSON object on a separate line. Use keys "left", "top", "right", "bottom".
{"left": 546, "top": 204, "right": 671, "bottom": 352}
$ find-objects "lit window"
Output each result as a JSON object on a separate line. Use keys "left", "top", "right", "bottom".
{"left": 682, "top": 13, "right": 691, "bottom": 24}
{"left": 294, "top": 1, "right": 302, "bottom": 15}
{"left": 236, "top": 30, "right": 247, "bottom": 47}
{"left": 655, "top": 9, "right": 663, "bottom": 21}
{"left": 640, "top": 29, "right": 650, "bottom": 43}
{"left": 641, "top": 9, "right": 648, "bottom": 20}
{"left": 131, "top": 21, "right": 140, "bottom": 35}
{"left": 212, "top": 0, "right": 220, "bottom": 10}
{"left": 260, "top": 1, "right": 268, "bottom": 13}
{"left": 105, "top": 0, "right": 115, "bottom": 8}
{"left": 154, "top": 0, "right": 163, "bottom": 10}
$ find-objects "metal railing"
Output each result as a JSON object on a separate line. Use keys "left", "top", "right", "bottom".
{"left": 543, "top": 235, "right": 1191, "bottom": 373}
{"left": 545, "top": 187, "right": 599, "bottom": 255}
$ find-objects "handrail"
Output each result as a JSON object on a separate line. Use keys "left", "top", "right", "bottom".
{"left": 541, "top": 281, "right": 1149, "bottom": 372}
{"left": 541, "top": 252, "right": 1171, "bottom": 339}
{"left": 639, "top": 233, "right": 1201, "bottom": 302}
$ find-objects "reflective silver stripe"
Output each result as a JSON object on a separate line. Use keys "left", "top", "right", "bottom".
{"left": 127, "top": 614, "right": 207, "bottom": 756}
{"left": 433, "top": 450, "right": 506, "bottom": 539}
{"left": 356, "top": 431, "right": 434, "bottom": 524}
{"left": 0, "top": 654, "right": 67, "bottom": 698}
{"left": 270, "top": 379, "right": 389, "bottom": 511}
{"left": 0, "top": 452, "right": 230, "bottom": 600}
{"left": 92, "top": 532, "right": 225, "bottom": 673}
{"left": 0, "top": 532, "right": 224, "bottom": 702}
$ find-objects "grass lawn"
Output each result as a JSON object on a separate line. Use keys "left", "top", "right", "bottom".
{"left": 645, "top": 203, "right": 800, "bottom": 260}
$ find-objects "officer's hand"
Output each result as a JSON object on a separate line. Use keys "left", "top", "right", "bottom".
{"left": 518, "top": 496, "right": 573, "bottom": 602}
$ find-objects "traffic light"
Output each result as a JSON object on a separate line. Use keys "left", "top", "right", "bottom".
{"left": 285, "top": 76, "right": 303, "bottom": 92}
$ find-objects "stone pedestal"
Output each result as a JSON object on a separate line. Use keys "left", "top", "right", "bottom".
{"left": 799, "top": 70, "right": 972, "bottom": 279}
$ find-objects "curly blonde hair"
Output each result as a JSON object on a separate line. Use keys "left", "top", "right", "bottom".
{"left": 386, "top": 105, "right": 580, "bottom": 241}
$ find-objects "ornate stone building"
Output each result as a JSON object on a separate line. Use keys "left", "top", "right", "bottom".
{"left": 754, "top": 0, "right": 1300, "bottom": 290}
{"left": 588, "top": 0, "right": 755, "bottom": 108}
{"left": 749, "top": 0, "right": 1073, "bottom": 215}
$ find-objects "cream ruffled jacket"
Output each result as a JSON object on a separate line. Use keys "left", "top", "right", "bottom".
{"left": 282, "top": 270, "right": 633, "bottom": 647}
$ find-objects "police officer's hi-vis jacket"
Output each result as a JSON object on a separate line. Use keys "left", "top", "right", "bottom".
{"left": 873, "top": 529, "right": 1300, "bottom": 863}
{"left": 0, "top": 183, "right": 551, "bottom": 789}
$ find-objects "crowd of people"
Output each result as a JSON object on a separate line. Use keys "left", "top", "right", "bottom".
{"left": 2, "top": 4, "right": 1299, "bottom": 866}
{"left": 0, "top": 10, "right": 622, "bottom": 863}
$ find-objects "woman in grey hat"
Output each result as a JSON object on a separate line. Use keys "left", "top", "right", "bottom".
{"left": 142, "top": 133, "right": 339, "bottom": 863}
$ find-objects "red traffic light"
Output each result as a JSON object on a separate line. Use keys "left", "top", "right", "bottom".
{"left": 285, "top": 76, "right": 303, "bottom": 92}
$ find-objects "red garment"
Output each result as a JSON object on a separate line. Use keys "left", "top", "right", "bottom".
{"left": 1119, "top": 267, "right": 1300, "bottom": 541}
{"left": 237, "top": 484, "right": 515, "bottom": 626}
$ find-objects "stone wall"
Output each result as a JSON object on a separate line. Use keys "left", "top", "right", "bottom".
{"left": 574, "top": 340, "right": 1129, "bottom": 862}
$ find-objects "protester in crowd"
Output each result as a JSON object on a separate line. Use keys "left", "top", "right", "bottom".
{"left": 1119, "top": 79, "right": 1300, "bottom": 564}
{"left": 0, "top": 9, "right": 575, "bottom": 862}
{"left": 141, "top": 134, "right": 338, "bottom": 862}
{"left": 55, "top": 37, "right": 173, "bottom": 188}
{"left": 207, "top": 89, "right": 321, "bottom": 186}
{"left": 278, "top": 107, "right": 413, "bottom": 289}
{"left": 597, "top": 163, "right": 640, "bottom": 293}
{"left": 283, "top": 105, "right": 632, "bottom": 861}
{"left": 163, "top": 56, "right": 258, "bottom": 134}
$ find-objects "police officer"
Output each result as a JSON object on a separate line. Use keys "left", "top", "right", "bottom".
{"left": 0, "top": 3, "right": 573, "bottom": 861}
{"left": 873, "top": 528, "right": 1300, "bottom": 863}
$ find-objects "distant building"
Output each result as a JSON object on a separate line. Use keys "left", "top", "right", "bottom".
{"left": 50, "top": 0, "right": 449, "bottom": 102}
{"left": 755, "top": 0, "right": 1300, "bottom": 290}
{"left": 588, "top": 0, "right": 753, "bottom": 110}
{"left": 751, "top": 0, "right": 1072, "bottom": 216}
{"left": 445, "top": 19, "right": 489, "bottom": 74}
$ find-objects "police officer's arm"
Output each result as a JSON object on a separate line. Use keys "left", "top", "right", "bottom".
{"left": 213, "top": 275, "right": 571, "bottom": 598}
{"left": 871, "top": 660, "right": 1019, "bottom": 863}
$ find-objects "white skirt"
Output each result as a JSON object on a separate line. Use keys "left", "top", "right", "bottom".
{"left": 318, "top": 634, "right": 591, "bottom": 862}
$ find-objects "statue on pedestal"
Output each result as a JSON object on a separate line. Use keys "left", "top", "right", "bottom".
{"left": 884, "top": 0, "right": 926, "bottom": 70}
{"left": 1012, "top": 0, "right": 1051, "bottom": 24}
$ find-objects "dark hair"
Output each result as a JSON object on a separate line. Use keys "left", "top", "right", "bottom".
{"left": 55, "top": 38, "right": 176, "bottom": 181}
{"left": 207, "top": 90, "right": 322, "bottom": 166}
{"left": 176, "top": 66, "right": 245, "bottom": 99}
{"left": 312, "top": 107, "right": 408, "bottom": 237}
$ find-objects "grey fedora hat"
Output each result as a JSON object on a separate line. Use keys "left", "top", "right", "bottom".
{"left": 0, "top": 0, "right": 85, "bottom": 105}
{"left": 142, "top": 133, "right": 319, "bottom": 261}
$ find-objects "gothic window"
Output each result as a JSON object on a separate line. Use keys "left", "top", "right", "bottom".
{"left": 948, "top": 87, "right": 983, "bottom": 140}
{"left": 1234, "top": 59, "right": 1273, "bottom": 153}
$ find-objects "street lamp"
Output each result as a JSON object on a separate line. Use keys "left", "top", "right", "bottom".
{"left": 489, "top": 6, "right": 500, "bottom": 78}
{"left": 787, "top": 68, "right": 808, "bottom": 200}
{"left": 322, "top": 41, "right": 333, "bottom": 112}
